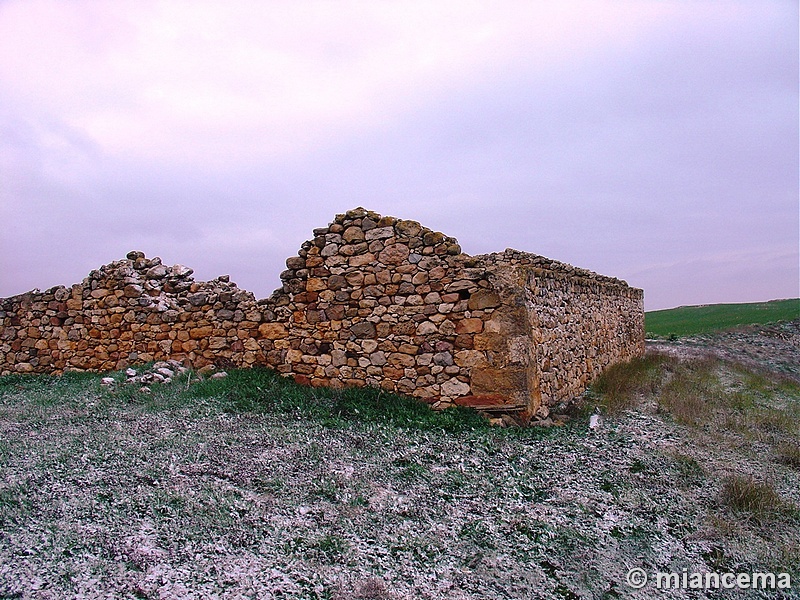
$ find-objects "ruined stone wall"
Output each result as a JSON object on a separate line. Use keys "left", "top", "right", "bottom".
{"left": 0, "top": 254, "right": 267, "bottom": 374}
{"left": 468, "top": 249, "right": 645, "bottom": 414}
{"left": 527, "top": 264, "right": 645, "bottom": 407}
{"left": 256, "top": 208, "right": 516, "bottom": 410}
{"left": 0, "top": 208, "right": 644, "bottom": 417}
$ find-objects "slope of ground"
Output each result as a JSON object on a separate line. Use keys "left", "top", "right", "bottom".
{"left": 0, "top": 323, "right": 798, "bottom": 599}
{"left": 645, "top": 299, "right": 799, "bottom": 338}
{"left": 647, "top": 318, "right": 800, "bottom": 383}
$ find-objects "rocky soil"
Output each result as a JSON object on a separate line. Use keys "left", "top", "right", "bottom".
{"left": 647, "top": 319, "right": 800, "bottom": 382}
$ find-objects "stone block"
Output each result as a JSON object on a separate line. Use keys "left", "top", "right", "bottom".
{"left": 349, "top": 253, "right": 375, "bottom": 267}
{"left": 470, "top": 366, "right": 528, "bottom": 396}
{"left": 258, "top": 323, "right": 288, "bottom": 340}
{"left": 306, "top": 278, "right": 327, "bottom": 292}
{"left": 379, "top": 244, "right": 410, "bottom": 265}
{"left": 453, "top": 394, "right": 510, "bottom": 408}
{"left": 468, "top": 290, "right": 501, "bottom": 310}
{"left": 343, "top": 226, "right": 365, "bottom": 243}
{"left": 395, "top": 219, "right": 422, "bottom": 237}
{"left": 440, "top": 377, "right": 470, "bottom": 397}
{"left": 416, "top": 321, "right": 437, "bottom": 335}
{"left": 455, "top": 318, "right": 483, "bottom": 334}
{"left": 454, "top": 350, "right": 487, "bottom": 368}
{"left": 365, "top": 226, "right": 394, "bottom": 241}
{"left": 350, "top": 321, "right": 376, "bottom": 339}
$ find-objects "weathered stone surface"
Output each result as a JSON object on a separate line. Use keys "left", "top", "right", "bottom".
{"left": 370, "top": 351, "right": 387, "bottom": 366}
{"left": 306, "top": 278, "right": 327, "bottom": 292}
{"left": 189, "top": 326, "right": 214, "bottom": 340}
{"left": 145, "top": 265, "right": 168, "bottom": 279}
{"left": 258, "top": 323, "right": 287, "bottom": 339}
{"left": 350, "top": 321, "right": 377, "bottom": 339}
{"left": 343, "top": 226, "right": 365, "bottom": 243}
{"left": 441, "top": 377, "right": 470, "bottom": 397}
{"left": 188, "top": 293, "right": 208, "bottom": 307}
{"left": 378, "top": 244, "right": 409, "bottom": 265}
{"left": 286, "top": 256, "right": 305, "bottom": 269}
{"left": 416, "top": 321, "right": 438, "bottom": 335}
{"left": 328, "top": 275, "right": 347, "bottom": 290}
{"left": 468, "top": 290, "right": 501, "bottom": 310}
{"left": 349, "top": 253, "right": 374, "bottom": 267}
{"left": 454, "top": 350, "right": 487, "bottom": 368}
{"left": 454, "top": 394, "right": 510, "bottom": 408}
{"left": 396, "top": 219, "right": 422, "bottom": 237}
{"left": 470, "top": 366, "right": 528, "bottom": 396}
{"left": 365, "top": 226, "right": 394, "bottom": 241}
{"left": 455, "top": 318, "right": 483, "bottom": 334}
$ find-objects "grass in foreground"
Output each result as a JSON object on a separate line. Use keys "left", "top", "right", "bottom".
{"left": 185, "top": 367, "right": 492, "bottom": 432}
{"left": 645, "top": 298, "right": 799, "bottom": 338}
{"left": 0, "top": 359, "right": 798, "bottom": 598}
{"left": 0, "top": 365, "right": 491, "bottom": 433}
{"left": 589, "top": 352, "right": 669, "bottom": 414}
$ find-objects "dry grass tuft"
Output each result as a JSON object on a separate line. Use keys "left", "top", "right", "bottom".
{"left": 657, "top": 357, "right": 720, "bottom": 426}
{"left": 591, "top": 352, "right": 673, "bottom": 414}
{"left": 776, "top": 441, "right": 800, "bottom": 469}
{"left": 720, "top": 474, "right": 785, "bottom": 517}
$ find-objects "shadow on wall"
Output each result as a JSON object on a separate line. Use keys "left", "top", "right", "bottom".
{"left": 0, "top": 207, "right": 644, "bottom": 420}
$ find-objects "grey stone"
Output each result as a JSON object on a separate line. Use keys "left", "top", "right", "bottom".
{"left": 433, "top": 352, "right": 454, "bottom": 366}
{"left": 365, "top": 226, "right": 394, "bottom": 241}
{"left": 441, "top": 378, "right": 470, "bottom": 397}
{"left": 188, "top": 293, "right": 208, "bottom": 307}
{"left": 145, "top": 265, "right": 168, "bottom": 279}
{"left": 350, "top": 322, "right": 377, "bottom": 339}
{"left": 172, "top": 264, "right": 193, "bottom": 278}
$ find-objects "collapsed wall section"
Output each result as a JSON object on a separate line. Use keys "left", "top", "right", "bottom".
{"left": 0, "top": 252, "right": 266, "bottom": 374}
{"left": 0, "top": 208, "right": 644, "bottom": 416}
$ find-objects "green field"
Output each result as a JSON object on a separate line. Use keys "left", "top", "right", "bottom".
{"left": 645, "top": 298, "right": 800, "bottom": 338}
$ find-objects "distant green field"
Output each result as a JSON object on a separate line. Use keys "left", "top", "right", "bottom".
{"left": 645, "top": 298, "right": 800, "bottom": 338}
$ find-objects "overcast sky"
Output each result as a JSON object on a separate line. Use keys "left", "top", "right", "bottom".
{"left": 1, "top": 1, "right": 797, "bottom": 310}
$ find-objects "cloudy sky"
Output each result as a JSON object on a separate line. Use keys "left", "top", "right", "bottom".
{"left": 0, "top": 1, "right": 797, "bottom": 310}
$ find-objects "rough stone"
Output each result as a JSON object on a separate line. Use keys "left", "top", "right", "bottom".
{"left": 350, "top": 322, "right": 377, "bottom": 339}
{"left": 365, "top": 226, "right": 394, "bottom": 241}
{"left": 416, "top": 321, "right": 438, "bottom": 335}
{"left": 343, "top": 226, "right": 365, "bottom": 243}
{"left": 145, "top": 265, "right": 168, "bottom": 279}
{"left": 468, "top": 290, "right": 501, "bottom": 310}
{"left": 258, "top": 323, "right": 287, "bottom": 339}
{"left": 441, "top": 377, "right": 470, "bottom": 397}
{"left": 455, "top": 318, "right": 483, "bottom": 334}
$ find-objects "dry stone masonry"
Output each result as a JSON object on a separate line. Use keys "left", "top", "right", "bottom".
{"left": 0, "top": 208, "right": 644, "bottom": 420}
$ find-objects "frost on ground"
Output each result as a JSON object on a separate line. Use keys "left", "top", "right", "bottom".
{"left": 0, "top": 324, "right": 798, "bottom": 599}
{"left": 647, "top": 319, "right": 800, "bottom": 382}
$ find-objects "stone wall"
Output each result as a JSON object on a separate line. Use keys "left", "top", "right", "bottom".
{"left": 0, "top": 208, "right": 644, "bottom": 419}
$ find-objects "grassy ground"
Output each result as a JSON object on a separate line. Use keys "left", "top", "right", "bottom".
{"left": 645, "top": 298, "right": 799, "bottom": 338}
{"left": 1, "top": 341, "right": 798, "bottom": 599}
